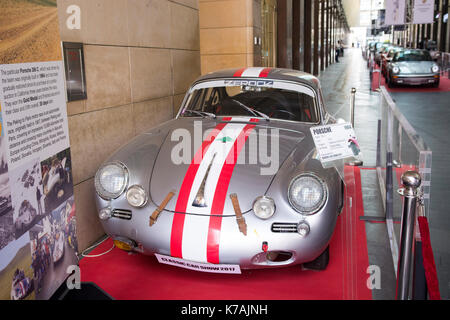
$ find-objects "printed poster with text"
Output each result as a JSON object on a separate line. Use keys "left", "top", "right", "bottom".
{"left": 0, "top": 0, "right": 78, "bottom": 300}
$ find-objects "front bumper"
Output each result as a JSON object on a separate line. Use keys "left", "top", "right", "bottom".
{"left": 392, "top": 74, "right": 440, "bottom": 85}
{"left": 95, "top": 197, "right": 338, "bottom": 270}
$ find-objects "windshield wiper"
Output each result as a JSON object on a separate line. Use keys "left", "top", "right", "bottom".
{"left": 231, "top": 99, "right": 270, "bottom": 121}
{"left": 182, "top": 110, "right": 216, "bottom": 119}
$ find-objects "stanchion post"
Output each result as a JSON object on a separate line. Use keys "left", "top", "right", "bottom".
{"left": 350, "top": 87, "right": 356, "bottom": 128}
{"left": 348, "top": 88, "right": 363, "bottom": 167}
{"left": 396, "top": 171, "right": 422, "bottom": 300}
{"left": 378, "top": 64, "right": 382, "bottom": 89}
{"left": 369, "top": 54, "right": 373, "bottom": 91}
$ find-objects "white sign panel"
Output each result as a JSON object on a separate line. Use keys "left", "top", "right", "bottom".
{"left": 413, "top": 0, "right": 435, "bottom": 24}
{"left": 155, "top": 254, "right": 242, "bottom": 274}
{"left": 0, "top": 1, "right": 78, "bottom": 300}
{"left": 0, "top": 61, "right": 70, "bottom": 171}
{"left": 310, "top": 123, "right": 361, "bottom": 164}
{"left": 385, "top": 0, "right": 406, "bottom": 25}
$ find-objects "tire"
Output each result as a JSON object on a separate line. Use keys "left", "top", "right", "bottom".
{"left": 432, "top": 81, "right": 440, "bottom": 88}
{"left": 303, "top": 246, "right": 330, "bottom": 271}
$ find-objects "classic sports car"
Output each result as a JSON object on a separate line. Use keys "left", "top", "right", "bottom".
{"left": 386, "top": 49, "right": 440, "bottom": 88}
{"left": 381, "top": 47, "right": 403, "bottom": 77}
{"left": 43, "top": 157, "right": 68, "bottom": 197}
{"left": 14, "top": 200, "right": 36, "bottom": 231}
{"left": 94, "top": 68, "right": 345, "bottom": 271}
{"left": 11, "top": 269, "right": 34, "bottom": 300}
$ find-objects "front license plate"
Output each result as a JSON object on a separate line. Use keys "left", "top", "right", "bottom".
{"left": 155, "top": 254, "right": 241, "bottom": 274}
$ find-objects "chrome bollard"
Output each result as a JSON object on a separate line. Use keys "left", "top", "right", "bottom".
{"left": 350, "top": 87, "right": 356, "bottom": 128}
{"left": 347, "top": 88, "right": 363, "bottom": 167}
{"left": 396, "top": 171, "right": 422, "bottom": 300}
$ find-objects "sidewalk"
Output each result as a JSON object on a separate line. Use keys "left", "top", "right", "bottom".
{"left": 319, "top": 48, "right": 380, "bottom": 167}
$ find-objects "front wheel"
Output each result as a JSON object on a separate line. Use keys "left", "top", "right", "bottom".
{"left": 303, "top": 246, "right": 330, "bottom": 271}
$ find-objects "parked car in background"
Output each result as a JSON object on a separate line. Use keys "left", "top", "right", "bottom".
{"left": 382, "top": 47, "right": 403, "bottom": 77}
{"left": 375, "top": 43, "right": 391, "bottom": 66}
{"left": 94, "top": 68, "right": 346, "bottom": 272}
{"left": 386, "top": 49, "right": 440, "bottom": 88}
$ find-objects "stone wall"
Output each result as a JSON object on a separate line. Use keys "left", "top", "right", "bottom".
{"left": 199, "top": 0, "right": 262, "bottom": 74}
{"left": 56, "top": 0, "right": 201, "bottom": 251}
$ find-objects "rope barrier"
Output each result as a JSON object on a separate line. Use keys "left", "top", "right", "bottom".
{"left": 417, "top": 216, "right": 441, "bottom": 300}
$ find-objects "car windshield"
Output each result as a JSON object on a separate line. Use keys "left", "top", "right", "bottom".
{"left": 394, "top": 50, "right": 432, "bottom": 62}
{"left": 181, "top": 83, "right": 318, "bottom": 123}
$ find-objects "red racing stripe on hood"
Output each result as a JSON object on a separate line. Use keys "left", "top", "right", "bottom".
{"left": 170, "top": 117, "right": 232, "bottom": 258}
{"left": 206, "top": 118, "right": 260, "bottom": 264}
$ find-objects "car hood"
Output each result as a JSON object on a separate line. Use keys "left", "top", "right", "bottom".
{"left": 395, "top": 61, "right": 434, "bottom": 74}
{"left": 150, "top": 118, "right": 308, "bottom": 216}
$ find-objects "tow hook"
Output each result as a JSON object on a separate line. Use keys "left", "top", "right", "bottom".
{"left": 262, "top": 241, "right": 268, "bottom": 253}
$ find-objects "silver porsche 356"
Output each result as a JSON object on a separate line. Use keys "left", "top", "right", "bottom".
{"left": 94, "top": 68, "right": 345, "bottom": 272}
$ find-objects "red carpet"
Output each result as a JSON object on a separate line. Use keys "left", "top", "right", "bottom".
{"left": 80, "top": 166, "right": 372, "bottom": 300}
{"left": 371, "top": 66, "right": 450, "bottom": 92}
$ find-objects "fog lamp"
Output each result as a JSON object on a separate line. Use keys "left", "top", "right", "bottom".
{"left": 126, "top": 185, "right": 148, "bottom": 207}
{"left": 297, "top": 222, "right": 310, "bottom": 238}
{"left": 253, "top": 196, "right": 276, "bottom": 220}
{"left": 99, "top": 207, "right": 112, "bottom": 220}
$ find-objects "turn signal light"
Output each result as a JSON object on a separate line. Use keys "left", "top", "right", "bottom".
{"left": 114, "top": 240, "right": 133, "bottom": 251}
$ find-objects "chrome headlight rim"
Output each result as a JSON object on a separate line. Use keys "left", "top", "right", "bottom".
{"left": 288, "top": 173, "right": 328, "bottom": 215}
{"left": 432, "top": 65, "right": 439, "bottom": 73}
{"left": 94, "top": 161, "right": 129, "bottom": 200}
{"left": 392, "top": 66, "right": 400, "bottom": 74}
{"left": 126, "top": 185, "right": 148, "bottom": 208}
{"left": 252, "top": 196, "right": 276, "bottom": 220}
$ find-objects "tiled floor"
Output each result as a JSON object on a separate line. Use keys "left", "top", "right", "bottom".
{"left": 319, "top": 48, "right": 449, "bottom": 299}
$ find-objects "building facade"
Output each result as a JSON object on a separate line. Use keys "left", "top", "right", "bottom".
{"left": 199, "top": 0, "right": 350, "bottom": 76}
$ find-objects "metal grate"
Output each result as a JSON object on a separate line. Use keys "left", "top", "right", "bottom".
{"left": 271, "top": 223, "right": 298, "bottom": 233}
{"left": 112, "top": 209, "right": 132, "bottom": 220}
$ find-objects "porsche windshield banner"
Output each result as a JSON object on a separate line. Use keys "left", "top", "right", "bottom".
{"left": 0, "top": 0, "right": 78, "bottom": 300}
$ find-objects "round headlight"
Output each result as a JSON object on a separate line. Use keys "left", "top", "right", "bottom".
{"left": 432, "top": 65, "right": 439, "bottom": 73}
{"left": 126, "top": 185, "right": 148, "bottom": 208}
{"left": 392, "top": 66, "right": 400, "bottom": 74}
{"left": 95, "top": 162, "right": 129, "bottom": 200}
{"left": 253, "top": 196, "right": 275, "bottom": 220}
{"left": 288, "top": 173, "right": 327, "bottom": 215}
